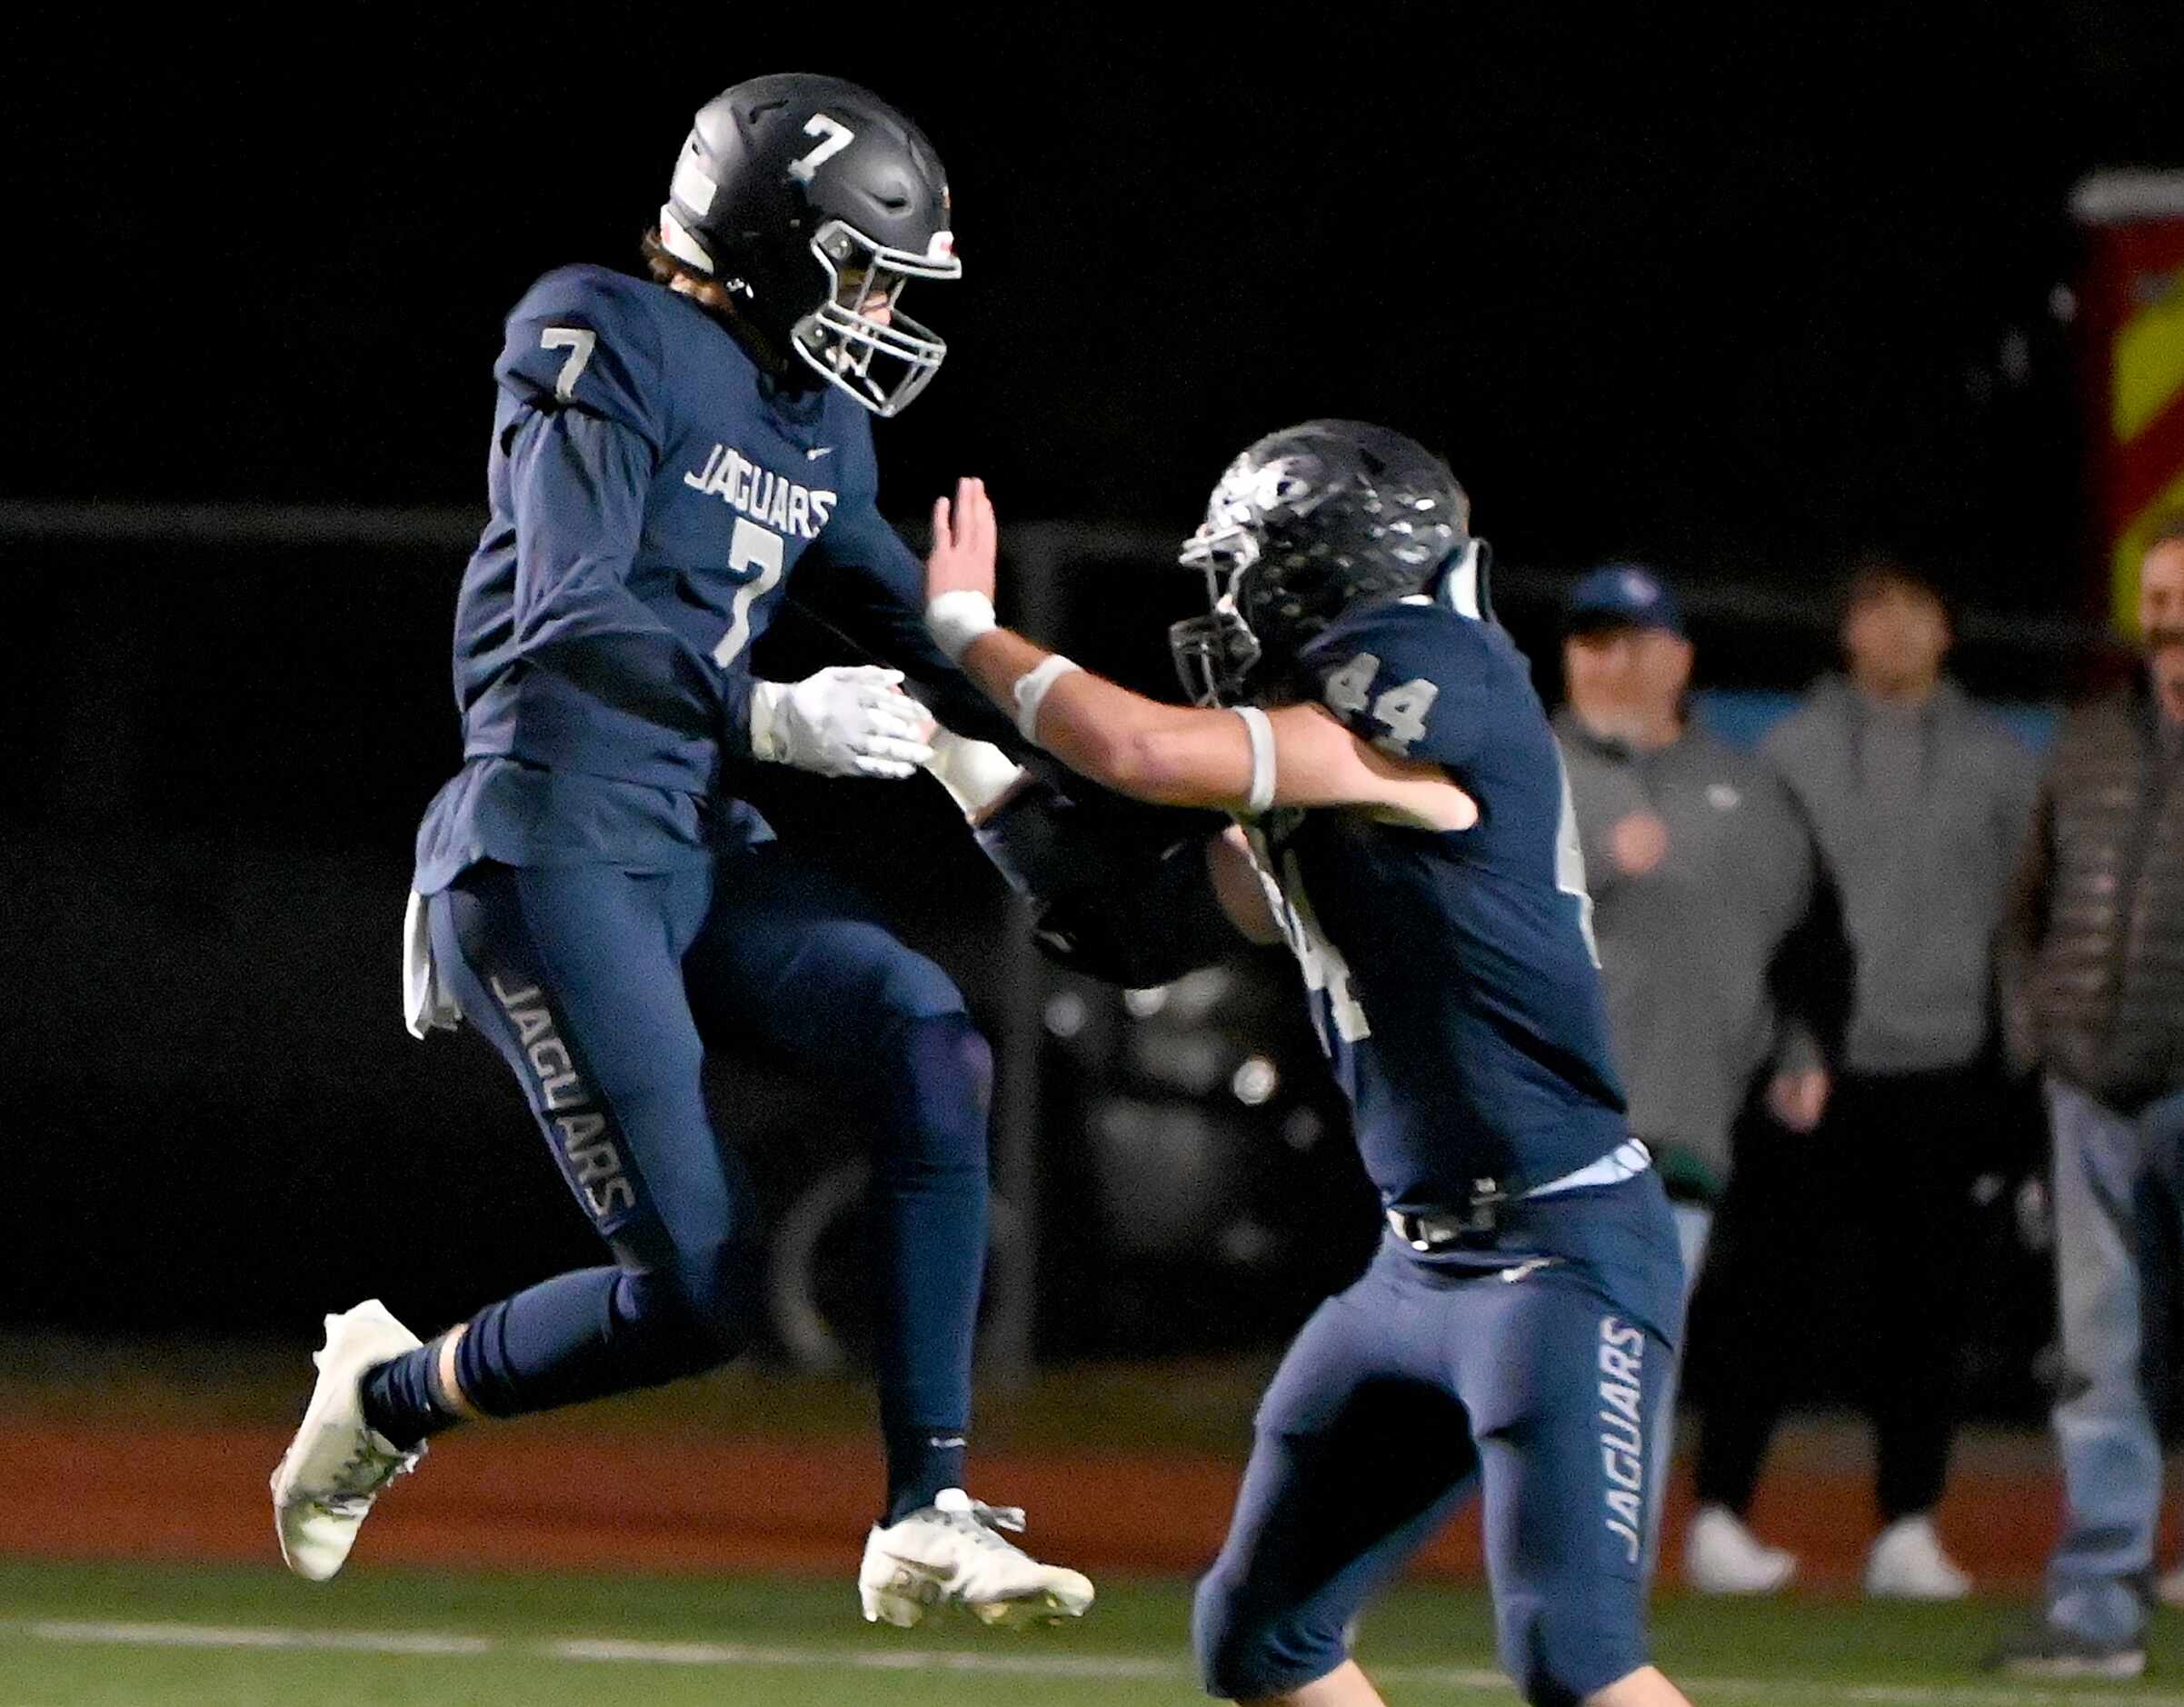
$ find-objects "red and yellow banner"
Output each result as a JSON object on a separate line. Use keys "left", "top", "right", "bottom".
{"left": 2074, "top": 172, "right": 2184, "bottom": 633}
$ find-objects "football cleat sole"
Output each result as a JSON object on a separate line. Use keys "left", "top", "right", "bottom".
{"left": 862, "top": 1566, "right": 1093, "bottom": 1631}
{"left": 968, "top": 1578, "right": 1097, "bottom": 1629}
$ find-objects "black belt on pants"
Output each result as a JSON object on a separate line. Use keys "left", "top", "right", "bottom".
{"left": 1387, "top": 1178, "right": 1511, "bottom": 1250}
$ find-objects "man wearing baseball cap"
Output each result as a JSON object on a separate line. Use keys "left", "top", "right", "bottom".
{"left": 1553, "top": 564, "right": 1852, "bottom": 1596}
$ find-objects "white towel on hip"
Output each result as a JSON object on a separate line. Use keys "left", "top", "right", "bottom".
{"left": 402, "top": 887, "right": 464, "bottom": 1039}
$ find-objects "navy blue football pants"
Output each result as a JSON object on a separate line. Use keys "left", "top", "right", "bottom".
{"left": 1192, "top": 1173, "right": 1683, "bottom": 1706}
{"left": 424, "top": 849, "right": 989, "bottom": 1468}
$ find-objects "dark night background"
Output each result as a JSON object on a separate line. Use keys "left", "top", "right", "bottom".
{"left": 4, "top": 4, "right": 2182, "bottom": 1403}
{"left": 9, "top": 3, "right": 2183, "bottom": 587}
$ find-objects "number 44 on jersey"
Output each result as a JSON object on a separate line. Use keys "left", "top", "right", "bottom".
{"left": 1322, "top": 654, "right": 1440, "bottom": 757}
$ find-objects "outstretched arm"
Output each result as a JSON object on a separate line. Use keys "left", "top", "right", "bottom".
{"left": 923, "top": 480, "right": 1474, "bottom": 831}
{"left": 796, "top": 480, "right": 1030, "bottom": 753}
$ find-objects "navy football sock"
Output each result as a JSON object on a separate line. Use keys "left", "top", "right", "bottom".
{"left": 359, "top": 1336, "right": 468, "bottom": 1452}
{"left": 871, "top": 1013, "right": 992, "bottom": 1523}
{"left": 883, "top": 1427, "right": 969, "bottom": 1523}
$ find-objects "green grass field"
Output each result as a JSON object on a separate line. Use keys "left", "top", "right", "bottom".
{"left": 4, "top": 1559, "right": 2183, "bottom": 1707}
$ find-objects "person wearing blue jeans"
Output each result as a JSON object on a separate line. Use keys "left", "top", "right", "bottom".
{"left": 1989, "top": 519, "right": 2184, "bottom": 1678}
{"left": 2040, "top": 1081, "right": 2184, "bottom": 1654}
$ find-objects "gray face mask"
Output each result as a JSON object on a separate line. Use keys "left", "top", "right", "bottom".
{"left": 1172, "top": 520, "right": 1267, "bottom": 707}
{"left": 787, "top": 220, "right": 959, "bottom": 417}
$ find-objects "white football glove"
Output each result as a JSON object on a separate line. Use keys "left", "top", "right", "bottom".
{"left": 750, "top": 666, "right": 936, "bottom": 780}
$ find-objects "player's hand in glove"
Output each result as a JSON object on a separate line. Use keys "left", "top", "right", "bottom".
{"left": 751, "top": 665, "right": 937, "bottom": 779}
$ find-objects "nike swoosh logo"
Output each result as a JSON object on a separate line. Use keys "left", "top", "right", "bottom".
{"left": 807, "top": 445, "right": 834, "bottom": 460}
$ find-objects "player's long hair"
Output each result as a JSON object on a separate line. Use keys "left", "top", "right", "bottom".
{"left": 636, "top": 227, "right": 792, "bottom": 376}
{"left": 639, "top": 226, "right": 703, "bottom": 290}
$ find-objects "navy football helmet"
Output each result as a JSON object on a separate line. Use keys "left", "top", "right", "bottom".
{"left": 655, "top": 73, "right": 958, "bottom": 415}
{"left": 1171, "top": 421, "right": 1483, "bottom": 706}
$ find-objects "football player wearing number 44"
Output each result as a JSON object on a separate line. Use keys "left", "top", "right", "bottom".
{"left": 269, "top": 73, "right": 1092, "bottom": 1632}
{"left": 922, "top": 428, "right": 1692, "bottom": 1707}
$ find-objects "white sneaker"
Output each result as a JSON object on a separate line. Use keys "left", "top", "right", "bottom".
{"left": 1864, "top": 1514, "right": 1972, "bottom": 1600}
{"left": 1683, "top": 1503, "right": 1797, "bottom": 1595}
{"left": 270, "top": 1300, "right": 426, "bottom": 1581}
{"left": 859, "top": 1488, "right": 1095, "bottom": 1630}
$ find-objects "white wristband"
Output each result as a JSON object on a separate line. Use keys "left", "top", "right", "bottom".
{"left": 923, "top": 730, "right": 1026, "bottom": 818}
{"left": 1012, "top": 654, "right": 1083, "bottom": 743}
{"left": 925, "top": 590, "right": 998, "bottom": 664}
{"left": 1234, "top": 705, "right": 1276, "bottom": 814}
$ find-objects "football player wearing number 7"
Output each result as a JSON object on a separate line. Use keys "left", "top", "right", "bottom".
{"left": 269, "top": 74, "right": 1092, "bottom": 1630}
{"left": 922, "top": 425, "right": 1693, "bottom": 1707}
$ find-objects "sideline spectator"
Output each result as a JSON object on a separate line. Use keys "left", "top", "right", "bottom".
{"left": 1989, "top": 520, "right": 2184, "bottom": 1680}
{"left": 1551, "top": 564, "right": 1851, "bottom": 1595}
{"left": 1749, "top": 560, "right": 2036, "bottom": 1602}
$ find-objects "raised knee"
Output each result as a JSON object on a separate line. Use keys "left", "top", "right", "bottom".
{"left": 680, "top": 1238, "right": 763, "bottom": 1353}
{"left": 617, "top": 1243, "right": 761, "bottom": 1383}
{"left": 931, "top": 1013, "right": 994, "bottom": 1113}
{"left": 881, "top": 1010, "right": 994, "bottom": 1135}
{"left": 1192, "top": 1571, "right": 1341, "bottom": 1702}
{"left": 877, "top": 950, "right": 971, "bottom": 1026}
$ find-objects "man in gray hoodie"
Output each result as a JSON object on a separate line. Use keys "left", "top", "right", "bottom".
{"left": 1552, "top": 564, "right": 1853, "bottom": 1597}
{"left": 1759, "top": 560, "right": 2038, "bottom": 1602}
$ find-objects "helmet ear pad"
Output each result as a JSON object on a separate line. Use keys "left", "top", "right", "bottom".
{"left": 1234, "top": 549, "right": 1341, "bottom": 664}
{"left": 694, "top": 233, "right": 825, "bottom": 355}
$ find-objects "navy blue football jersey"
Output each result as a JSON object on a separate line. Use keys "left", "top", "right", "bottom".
{"left": 414, "top": 265, "right": 1013, "bottom": 893}
{"left": 1243, "top": 586, "right": 1628, "bottom": 1213}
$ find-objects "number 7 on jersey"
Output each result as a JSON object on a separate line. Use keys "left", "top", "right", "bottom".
{"left": 539, "top": 327, "right": 596, "bottom": 403}
{"left": 712, "top": 518, "right": 785, "bottom": 666}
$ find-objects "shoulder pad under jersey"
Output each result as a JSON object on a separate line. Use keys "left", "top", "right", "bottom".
{"left": 495, "top": 265, "right": 668, "bottom": 448}
{"left": 1294, "top": 598, "right": 1507, "bottom": 773}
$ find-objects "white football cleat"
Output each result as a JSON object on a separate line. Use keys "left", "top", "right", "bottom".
{"left": 1683, "top": 1503, "right": 1797, "bottom": 1595}
{"left": 270, "top": 1300, "right": 426, "bottom": 1581}
{"left": 859, "top": 1488, "right": 1094, "bottom": 1630}
{"left": 1864, "top": 1514, "right": 1972, "bottom": 1600}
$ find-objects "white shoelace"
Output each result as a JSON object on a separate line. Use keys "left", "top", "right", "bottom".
{"left": 936, "top": 1499, "right": 1027, "bottom": 1547}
